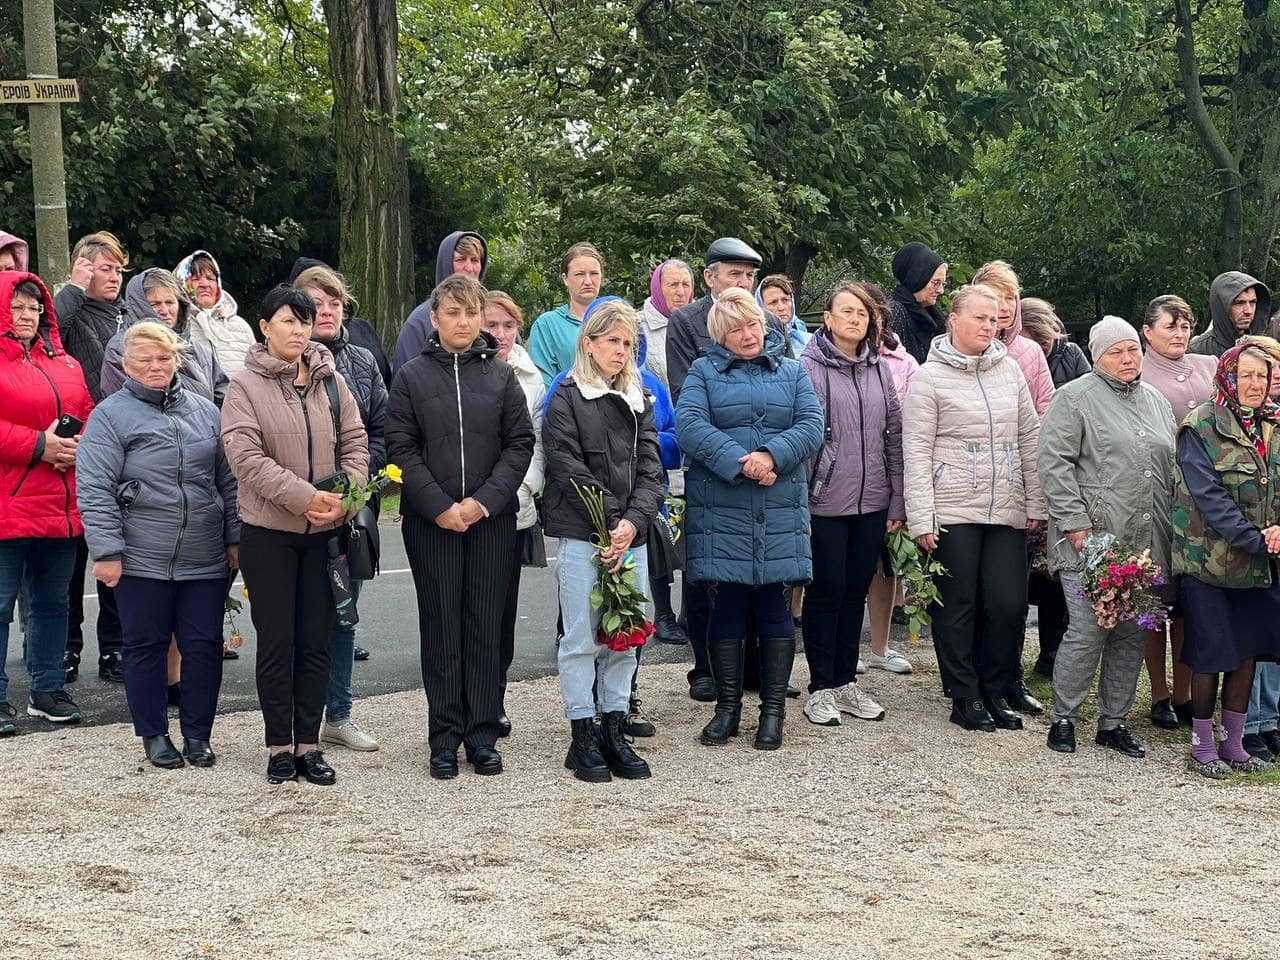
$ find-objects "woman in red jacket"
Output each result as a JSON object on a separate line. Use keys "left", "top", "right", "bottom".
{"left": 0, "top": 271, "right": 94, "bottom": 735}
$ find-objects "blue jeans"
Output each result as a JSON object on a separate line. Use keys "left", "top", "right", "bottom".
{"left": 326, "top": 578, "right": 363, "bottom": 723}
{"left": 0, "top": 537, "right": 75, "bottom": 701}
{"left": 557, "top": 539, "right": 649, "bottom": 720}
{"left": 1246, "top": 661, "right": 1280, "bottom": 735}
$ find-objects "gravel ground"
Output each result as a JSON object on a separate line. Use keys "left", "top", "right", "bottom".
{"left": 3, "top": 652, "right": 1276, "bottom": 960}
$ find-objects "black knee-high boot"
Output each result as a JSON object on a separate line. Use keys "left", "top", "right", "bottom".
{"left": 700, "top": 636, "right": 743, "bottom": 745}
{"left": 755, "top": 635, "right": 795, "bottom": 750}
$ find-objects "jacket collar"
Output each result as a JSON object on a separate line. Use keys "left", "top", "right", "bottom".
{"left": 573, "top": 372, "right": 646, "bottom": 413}
{"left": 1092, "top": 368, "right": 1141, "bottom": 397}
{"left": 315, "top": 323, "right": 350, "bottom": 356}
{"left": 124, "top": 376, "right": 183, "bottom": 409}
{"left": 927, "top": 334, "right": 1007, "bottom": 372}
{"left": 707, "top": 326, "right": 786, "bottom": 373}
{"left": 802, "top": 326, "right": 876, "bottom": 369}
{"left": 245, "top": 340, "right": 336, "bottom": 382}
{"left": 424, "top": 328, "right": 500, "bottom": 363}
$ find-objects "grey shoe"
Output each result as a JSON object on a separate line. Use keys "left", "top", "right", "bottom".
{"left": 0, "top": 701, "right": 16, "bottom": 737}
{"left": 1186, "top": 756, "right": 1233, "bottom": 780}
{"left": 321, "top": 718, "right": 379, "bottom": 752}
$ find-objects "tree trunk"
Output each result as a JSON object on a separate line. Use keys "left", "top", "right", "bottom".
{"left": 784, "top": 241, "right": 816, "bottom": 296}
{"left": 322, "top": 0, "right": 415, "bottom": 351}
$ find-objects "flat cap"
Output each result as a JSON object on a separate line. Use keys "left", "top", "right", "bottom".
{"left": 704, "top": 237, "right": 763, "bottom": 268}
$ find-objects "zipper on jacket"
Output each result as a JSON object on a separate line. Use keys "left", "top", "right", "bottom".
{"left": 454, "top": 356, "right": 466, "bottom": 495}
{"left": 301, "top": 384, "right": 315, "bottom": 535}
{"left": 974, "top": 365, "right": 997, "bottom": 523}
{"left": 25, "top": 352, "right": 74, "bottom": 535}
{"left": 168, "top": 411, "right": 189, "bottom": 578}
{"left": 852, "top": 365, "right": 867, "bottom": 513}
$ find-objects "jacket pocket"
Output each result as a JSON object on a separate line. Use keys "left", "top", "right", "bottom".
{"left": 116, "top": 479, "right": 142, "bottom": 514}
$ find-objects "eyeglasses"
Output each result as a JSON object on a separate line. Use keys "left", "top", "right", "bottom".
{"left": 10, "top": 301, "right": 44, "bottom": 316}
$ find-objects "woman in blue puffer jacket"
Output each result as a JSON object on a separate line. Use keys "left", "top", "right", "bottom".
{"left": 676, "top": 287, "right": 823, "bottom": 751}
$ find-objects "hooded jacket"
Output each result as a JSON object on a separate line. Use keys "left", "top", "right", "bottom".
{"left": 289, "top": 256, "right": 392, "bottom": 386}
{"left": 175, "top": 250, "right": 257, "bottom": 376}
{"left": 676, "top": 328, "right": 824, "bottom": 586}
{"left": 101, "top": 271, "right": 228, "bottom": 405}
{"left": 1187, "top": 271, "right": 1274, "bottom": 358}
{"left": 0, "top": 231, "right": 29, "bottom": 271}
{"left": 313, "top": 324, "right": 387, "bottom": 474}
{"left": 76, "top": 377, "right": 239, "bottom": 580}
{"left": 0, "top": 272, "right": 95, "bottom": 540}
{"left": 220, "top": 341, "right": 369, "bottom": 534}
{"left": 1038, "top": 370, "right": 1175, "bottom": 576}
{"left": 995, "top": 300, "right": 1056, "bottom": 416}
{"left": 386, "top": 330, "right": 533, "bottom": 522}
{"left": 879, "top": 338, "right": 920, "bottom": 400}
{"left": 54, "top": 280, "right": 126, "bottom": 404}
{"left": 391, "top": 231, "right": 489, "bottom": 376}
{"left": 903, "top": 335, "right": 1046, "bottom": 539}
{"left": 887, "top": 242, "right": 948, "bottom": 366}
{"left": 506, "top": 343, "right": 546, "bottom": 530}
{"left": 799, "top": 328, "right": 905, "bottom": 520}
{"left": 753, "top": 282, "right": 812, "bottom": 356}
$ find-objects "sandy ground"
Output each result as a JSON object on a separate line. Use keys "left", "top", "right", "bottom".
{"left": 3, "top": 654, "right": 1277, "bottom": 960}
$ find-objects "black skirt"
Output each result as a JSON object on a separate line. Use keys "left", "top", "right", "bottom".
{"left": 1178, "top": 573, "right": 1280, "bottom": 673}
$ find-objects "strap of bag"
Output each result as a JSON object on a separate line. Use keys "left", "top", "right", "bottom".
{"left": 324, "top": 375, "right": 343, "bottom": 467}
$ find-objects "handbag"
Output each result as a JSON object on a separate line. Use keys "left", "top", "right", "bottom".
{"left": 324, "top": 377, "right": 380, "bottom": 580}
{"left": 521, "top": 520, "right": 548, "bottom": 568}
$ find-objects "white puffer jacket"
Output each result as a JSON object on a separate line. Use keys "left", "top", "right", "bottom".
{"left": 508, "top": 343, "right": 546, "bottom": 530}
{"left": 904, "top": 335, "right": 1046, "bottom": 539}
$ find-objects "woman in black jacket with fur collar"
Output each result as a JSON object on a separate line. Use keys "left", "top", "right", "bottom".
{"left": 386, "top": 276, "right": 534, "bottom": 781}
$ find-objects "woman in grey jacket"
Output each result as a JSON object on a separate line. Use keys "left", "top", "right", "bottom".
{"left": 1038, "top": 317, "right": 1175, "bottom": 759}
{"left": 77, "top": 322, "right": 239, "bottom": 770}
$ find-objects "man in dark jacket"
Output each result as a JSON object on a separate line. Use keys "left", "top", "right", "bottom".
{"left": 386, "top": 274, "right": 533, "bottom": 780}
{"left": 288, "top": 256, "right": 392, "bottom": 386}
{"left": 887, "top": 241, "right": 949, "bottom": 365}
{"left": 1187, "top": 270, "right": 1273, "bottom": 358}
{"left": 56, "top": 231, "right": 129, "bottom": 684}
{"left": 391, "top": 230, "right": 488, "bottom": 377}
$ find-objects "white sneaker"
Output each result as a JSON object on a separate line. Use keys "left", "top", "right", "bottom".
{"left": 321, "top": 718, "right": 380, "bottom": 752}
{"left": 856, "top": 658, "right": 867, "bottom": 675}
{"left": 864, "top": 648, "right": 913, "bottom": 674}
{"left": 803, "top": 689, "right": 842, "bottom": 727}
{"left": 832, "top": 682, "right": 886, "bottom": 721}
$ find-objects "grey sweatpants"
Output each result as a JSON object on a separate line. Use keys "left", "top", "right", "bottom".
{"left": 1050, "top": 573, "right": 1145, "bottom": 730}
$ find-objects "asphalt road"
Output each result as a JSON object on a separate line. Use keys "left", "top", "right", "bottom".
{"left": 3, "top": 522, "right": 694, "bottom": 737}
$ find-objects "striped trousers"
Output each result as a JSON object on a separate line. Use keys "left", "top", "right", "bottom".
{"left": 403, "top": 512, "right": 516, "bottom": 752}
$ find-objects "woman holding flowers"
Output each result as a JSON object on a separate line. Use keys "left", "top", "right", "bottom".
{"left": 542, "top": 299, "right": 664, "bottom": 783}
{"left": 1038, "top": 316, "right": 1176, "bottom": 758}
{"left": 676, "top": 288, "right": 824, "bottom": 751}
{"left": 1172, "top": 337, "right": 1280, "bottom": 778}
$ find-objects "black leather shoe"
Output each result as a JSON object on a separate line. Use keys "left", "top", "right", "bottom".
{"left": 98, "top": 651, "right": 125, "bottom": 684}
{"left": 1007, "top": 682, "right": 1044, "bottom": 715}
{"left": 600, "top": 711, "right": 651, "bottom": 778}
{"left": 353, "top": 645, "right": 370, "bottom": 661}
{"left": 429, "top": 748, "right": 459, "bottom": 780}
{"left": 465, "top": 745, "right": 504, "bottom": 776}
{"left": 786, "top": 685, "right": 801, "bottom": 700}
{"left": 267, "top": 751, "right": 297, "bottom": 783}
{"left": 1173, "top": 700, "right": 1194, "bottom": 727}
{"left": 496, "top": 709, "right": 512, "bottom": 738}
{"left": 1243, "top": 733, "right": 1276, "bottom": 763}
{"left": 143, "top": 734, "right": 184, "bottom": 769}
{"left": 1047, "top": 719, "right": 1076, "bottom": 753}
{"left": 985, "top": 698, "right": 1025, "bottom": 730}
{"left": 654, "top": 611, "right": 688, "bottom": 645}
{"left": 688, "top": 676, "right": 716, "bottom": 702}
{"left": 565, "top": 718, "right": 611, "bottom": 782}
{"left": 1096, "top": 724, "right": 1145, "bottom": 758}
{"left": 950, "top": 698, "right": 996, "bottom": 733}
{"left": 182, "top": 738, "right": 216, "bottom": 768}
{"left": 1150, "top": 698, "right": 1181, "bottom": 730}
{"left": 63, "top": 652, "right": 80, "bottom": 684}
{"left": 295, "top": 749, "right": 336, "bottom": 785}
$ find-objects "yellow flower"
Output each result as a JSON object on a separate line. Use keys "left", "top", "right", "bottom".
{"left": 242, "top": 586, "right": 250, "bottom": 599}
{"left": 384, "top": 463, "right": 403, "bottom": 484}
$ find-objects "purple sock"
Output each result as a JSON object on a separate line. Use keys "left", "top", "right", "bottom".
{"left": 1220, "top": 710, "right": 1250, "bottom": 762}
{"left": 1191, "top": 718, "right": 1218, "bottom": 764}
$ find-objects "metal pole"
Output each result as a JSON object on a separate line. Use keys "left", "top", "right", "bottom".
{"left": 22, "top": 0, "right": 71, "bottom": 288}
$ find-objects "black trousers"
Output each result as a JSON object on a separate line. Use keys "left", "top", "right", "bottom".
{"left": 685, "top": 579, "right": 712, "bottom": 683}
{"left": 1029, "top": 571, "right": 1068, "bottom": 661}
{"left": 65, "top": 535, "right": 122, "bottom": 659}
{"left": 239, "top": 524, "right": 335, "bottom": 748}
{"left": 931, "top": 523, "right": 1026, "bottom": 701}
{"left": 499, "top": 528, "right": 528, "bottom": 699}
{"left": 115, "top": 575, "right": 224, "bottom": 740}
{"left": 403, "top": 512, "right": 514, "bottom": 752}
{"left": 803, "top": 511, "right": 887, "bottom": 692}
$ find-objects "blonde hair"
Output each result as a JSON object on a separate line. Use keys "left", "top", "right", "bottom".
{"left": 971, "top": 260, "right": 1020, "bottom": 298}
{"left": 949, "top": 283, "right": 1001, "bottom": 319}
{"left": 708, "top": 287, "right": 767, "bottom": 345}
{"left": 455, "top": 235, "right": 485, "bottom": 260}
{"left": 572, "top": 300, "right": 640, "bottom": 390}
{"left": 123, "top": 321, "right": 185, "bottom": 362}
{"left": 484, "top": 290, "right": 524, "bottom": 325}
{"left": 71, "top": 230, "right": 129, "bottom": 268}
{"left": 294, "top": 265, "right": 350, "bottom": 306}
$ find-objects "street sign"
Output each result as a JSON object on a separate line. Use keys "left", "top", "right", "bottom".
{"left": 0, "top": 78, "right": 79, "bottom": 105}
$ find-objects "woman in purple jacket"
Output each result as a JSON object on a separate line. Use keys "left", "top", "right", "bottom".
{"left": 798, "top": 284, "right": 905, "bottom": 728}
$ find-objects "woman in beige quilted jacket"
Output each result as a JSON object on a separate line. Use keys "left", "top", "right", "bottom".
{"left": 903, "top": 284, "right": 1046, "bottom": 734}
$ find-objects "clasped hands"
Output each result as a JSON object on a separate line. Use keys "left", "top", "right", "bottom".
{"left": 739, "top": 450, "right": 777, "bottom": 487}
{"left": 435, "top": 497, "right": 486, "bottom": 533}
{"left": 306, "top": 490, "right": 346, "bottom": 526}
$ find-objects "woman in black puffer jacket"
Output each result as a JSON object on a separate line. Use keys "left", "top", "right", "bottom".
{"left": 386, "top": 275, "right": 534, "bottom": 781}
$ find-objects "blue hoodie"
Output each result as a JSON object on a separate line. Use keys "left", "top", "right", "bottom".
{"left": 755, "top": 281, "right": 811, "bottom": 354}
{"left": 542, "top": 296, "right": 680, "bottom": 470}
{"left": 392, "top": 230, "right": 489, "bottom": 375}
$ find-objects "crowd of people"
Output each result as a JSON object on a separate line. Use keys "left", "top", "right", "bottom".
{"left": 1, "top": 225, "right": 1279, "bottom": 786}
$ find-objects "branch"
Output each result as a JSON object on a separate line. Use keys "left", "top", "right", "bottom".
{"left": 1172, "top": 0, "right": 1239, "bottom": 182}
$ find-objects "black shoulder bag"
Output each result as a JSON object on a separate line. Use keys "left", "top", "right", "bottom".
{"left": 325, "top": 376, "right": 381, "bottom": 583}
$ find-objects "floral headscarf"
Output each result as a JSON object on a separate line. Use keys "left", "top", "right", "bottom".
{"left": 1215, "top": 336, "right": 1280, "bottom": 457}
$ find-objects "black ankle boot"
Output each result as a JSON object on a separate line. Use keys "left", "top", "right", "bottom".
{"left": 600, "top": 711, "right": 651, "bottom": 779}
{"left": 564, "top": 717, "right": 611, "bottom": 783}
{"left": 701, "top": 636, "right": 743, "bottom": 745}
{"left": 754, "top": 635, "right": 795, "bottom": 750}
{"left": 652, "top": 578, "right": 688, "bottom": 645}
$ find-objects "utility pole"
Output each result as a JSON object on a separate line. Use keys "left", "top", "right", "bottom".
{"left": 21, "top": 0, "right": 72, "bottom": 286}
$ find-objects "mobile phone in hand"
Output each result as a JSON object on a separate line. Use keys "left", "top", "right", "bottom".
{"left": 53, "top": 415, "right": 84, "bottom": 438}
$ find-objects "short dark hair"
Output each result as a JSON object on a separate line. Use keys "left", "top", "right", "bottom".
{"left": 14, "top": 280, "right": 43, "bottom": 303}
{"left": 259, "top": 283, "right": 315, "bottom": 324}
{"left": 759, "top": 273, "right": 793, "bottom": 298}
{"left": 431, "top": 274, "right": 487, "bottom": 315}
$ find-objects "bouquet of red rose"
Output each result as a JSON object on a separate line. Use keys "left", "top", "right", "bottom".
{"left": 573, "top": 480, "right": 655, "bottom": 653}
{"left": 1078, "top": 533, "right": 1169, "bottom": 631}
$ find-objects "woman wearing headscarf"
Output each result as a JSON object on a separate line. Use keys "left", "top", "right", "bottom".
{"left": 0, "top": 232, "right": 28, "bottom": 272}
{"left": 639, "top": 259, "right": 694, "bottom": 392}
{"left": 1172, "top": 336, "right": 1280, "bottom": 778}
{"left": 175, "top": 250, "right": 256, "bottom": 377}
{"left": 887, "top": 241, "right": 948, "bottom": 366}
{"left": 756, "top": 274, "right": 811, "bottom": 355}
{"left": 1038, "top": 316, "right": 1175, "bottom": 759}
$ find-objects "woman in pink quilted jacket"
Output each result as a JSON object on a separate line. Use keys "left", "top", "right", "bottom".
{"left": 972, "top": 261, "right": 1055, "bottom": 417}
